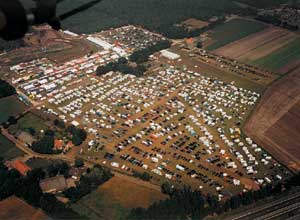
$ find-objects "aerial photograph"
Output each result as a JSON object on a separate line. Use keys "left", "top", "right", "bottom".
{"left": 0, "top": 0, "right": 300, "bottom": 219}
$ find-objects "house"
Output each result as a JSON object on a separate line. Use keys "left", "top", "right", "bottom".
{"left": 9, "top": 160, "right": 31, "bottom": 176}
{"left": 39, "top": 175, "right": 68, "bottom": 193}
{"left": 54, "top": 139, "right": 64, "bottom": 151}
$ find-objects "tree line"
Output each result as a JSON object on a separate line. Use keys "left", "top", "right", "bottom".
{"left": 129, "top": 173, "right": 300, "bottom": 219}
{"left": 0, "top": 80, "right": 16, "bottom": 98}
{"left": 63, "top": 164, "right": 113, "bottom": 202}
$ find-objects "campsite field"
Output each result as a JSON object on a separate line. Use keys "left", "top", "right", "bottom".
{"left": 0, "top": 134, "right": 24, "bottom": 160}
{"left": 0, "top": 95, "right": 27, "bottom": 124}
{"left": 251, "top": 39, "right": 300, "bottom": 73}
{"left": 205, "top": 18, "right": 267, "bottom": 51}
{"left": 72, "top": 175, "right": 167, "bottom": 220}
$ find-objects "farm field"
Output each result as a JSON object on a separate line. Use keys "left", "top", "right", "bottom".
{"left": 0, "top": 196, "right": 48, "bottom": 220}
{"left": 0, "top": 95, "right": 28, "bottom": 124}
{"left": 205, "top": 18, "right": 268, "bottom": 51}
{"left": 251, "top": 39, "right": 300, "bottom": 73}
{"left": 245, "top": 69, "right": 300, "bottom": 172}
{"left": 265, "top": 101, "right": 300, "bottom": 161}
{"left": 213, "top": 27, "right": 294, "bottom": 61}
{"left": 0, "top": 134, "right": 24, "bottom": 160}
{"left": 72, "top": 175, "right": 167, "bottom": 220}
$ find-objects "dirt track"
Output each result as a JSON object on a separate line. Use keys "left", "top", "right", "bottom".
{"left": 244, "top": 69, "right": 300, "bottom": 172}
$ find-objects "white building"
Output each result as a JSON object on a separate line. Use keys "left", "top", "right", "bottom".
{"left": 160, "top": 50, "right": 180, "bottom": 60}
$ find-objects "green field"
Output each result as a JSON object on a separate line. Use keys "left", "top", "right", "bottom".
{"left": 0, "top": 134, "right": 24, "bottom": 160}
{"left": 206, "top": 18, "right": 267, "bottom": 51}
{"left": 71, "top": 188, "right": 129, "bottom": 220}
{"left": 251, "top": 39, "right": 300, "bottom": 72}
{"left": 0, "top": 96, "right": 27, "bottom": 124}
{"left": 8, "top": 112, "right": 48, "bottom": 137}
{"left": 72, "top": 176, "right": 167, "bottom": 220}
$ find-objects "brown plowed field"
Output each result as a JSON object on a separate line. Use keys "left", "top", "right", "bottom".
{"left": 238, "top": 33, "right": 296, "bottom": 63}
{"left": 244, "top": 69, "right": 300, "bottom": 172}
{"left": 213, "top": 27, "right": 296, "bottom": 64}
{"left": 0, "top": 196, "right": 48, "bottom": 220}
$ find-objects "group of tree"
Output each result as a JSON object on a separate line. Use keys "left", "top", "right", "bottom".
{"left": 46, "top": 161, "right": 70, "bottom": 178}
{"left": 0, "top": 80, "right": 16, "bottom": 98}
{"left": 129, "top": 40, "right": 171, "bottom": 63}
{"left": 132, "top": 170, "right": 151, "bottom": 181}
{"left": 0, "top": 39, "right": 24, "bottom": 52}
{"left": 63, "top": 164, "right": 113, "bottom": 202}
{"left": 53, "top": 119, "right": 66, "bottom": 129}
{"left": 66, "top": 125, "right": 87, "bottom": 146}
{"left": 56, "top": 0, "right": 253, "bottom": 38}
{"left": 96, "top": 57, "right": 147, "bottom": 77}
{"left": 0, "top": 159, "right": 82, "bottom": 219}
{"left": 31, "top": 130, "right": 55, "bottom": 154}
{"left": 256, "top": 15, "right": 299, "bottom": 31}
{"left": 129, "top": 173, "right": 300, "bottom": 219}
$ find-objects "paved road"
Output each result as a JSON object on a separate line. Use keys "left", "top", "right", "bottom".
{"left": 227, "top": 192, "right": 300, "bottom": 220}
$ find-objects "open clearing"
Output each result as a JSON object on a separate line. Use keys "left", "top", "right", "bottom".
{"left": 245, "top": 69, "right": 300, "bottom": 172}
{"left": 180, "top": 18, "right": 210, "bottom": 30}
{"left": 0, "top": 134, "right": 24, "bottom": 160}
{"left": 8, "top": 112, "right": 48, "bottom": 137}
{"left": 213, "top": 27, "right": 295, "bottom": 61}
{"left": 72, "top": 175, "right": 167, "bottom": 220}
{"left": 205, "top": 18, "right": 267, "bottom": 51}
{"left": 0, "top": 196, "right": 48, "bottom": 220}
{"left": 0, "top": 95, "right": 27, "bottom": 124}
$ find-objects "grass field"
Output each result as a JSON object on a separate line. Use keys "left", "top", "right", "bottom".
{"left": 206, "top": 19, "right": 267, "bottom": 51}
{"left": 0, "top": 134, "right": 24, "bottom": 160}
{"left": 72, "top": 176, "right": 167, "bottom": 220}
{"left": 251, "top": 39, "right": 300, "bottom": 72}
{"left": 26, "top": 158, "right": 60, "bottom": 169}
{"left": 0, "top": 96, "right": 27, "bottom": 124}
{"left": 8, "top": 113, "right": 48, "bottom": 137}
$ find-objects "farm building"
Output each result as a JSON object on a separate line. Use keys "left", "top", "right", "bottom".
{"left": 160, "top": 50, "right": 181, "bottom": 60}
{"left": 5, "top": 160, "right": 31, "bottom": 176}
